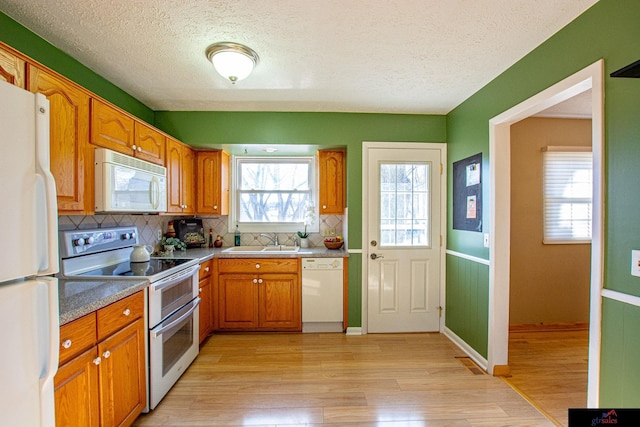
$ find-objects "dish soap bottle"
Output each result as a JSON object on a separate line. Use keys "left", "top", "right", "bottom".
{"left": 234, "top": 224, "right": 241, "bottom": 246}
{"left": 208, "top": 228, "right": 214, "bottom": 248}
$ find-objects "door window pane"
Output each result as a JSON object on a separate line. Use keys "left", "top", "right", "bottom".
{"left": 379, "top": 163, "right": 430, "bottom": 246}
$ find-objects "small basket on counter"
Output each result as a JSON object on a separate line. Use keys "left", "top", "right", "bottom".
{"left": 323, "top": 239, "right": 344, "bottom": 250}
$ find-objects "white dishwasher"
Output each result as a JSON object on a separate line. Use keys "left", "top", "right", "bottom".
{"left": 302, "top": 258, "right": 344, "bottom": 333}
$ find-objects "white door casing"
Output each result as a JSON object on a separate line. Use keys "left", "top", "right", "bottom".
{"left": 362, "top": 142, "right": 446, "bottom": 333}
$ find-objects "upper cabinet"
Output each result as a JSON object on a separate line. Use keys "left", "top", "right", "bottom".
{"left": 196, "top": 150, "right": 229, "bottom": 215}
{"left": 28, "top": 65, "right": 93, "bottom": 215}
{"left": 166, "top": 137, "right": 195, "bottom": 214}
{"left": 0, "top": 45, "right": 26, "bottom": 88}
{"left": 90, "top": 99, "right": 165, "bottom": 165}
{"left": 134, "top": 122, "right": 165, "bottom": 165}
{"left": 318, "top": 149, "right": 346, "bottom": 214}
{"left": 90, "top": 98, "right": 134, "bottom": 153}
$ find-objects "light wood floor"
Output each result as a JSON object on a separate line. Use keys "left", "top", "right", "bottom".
{"left": 134, "top": 333, "right": 552, "bottom": 426}
{"left": 505, "top": 329, "right": 589, "bottom": 427}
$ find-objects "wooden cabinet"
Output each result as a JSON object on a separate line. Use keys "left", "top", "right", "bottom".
{"left": 198, "top": 259, "right": 214, "bottom": 343}
{"left": 166, "top": 137, "right": 195, "bottom": 214}
{"left": 134, "top": 122, "right": 165, "bottom": 165}
{"left": 55, "top": 292, "right": 146, "bottom": 427}
{"left": 28, "top": 65, "right": 93, "bottom": 214}
{"left": 217, "top": 258, "right": 301, "bottom": 331}
{"left": 90, "top": 98, "right": 135, "bottom": 153}
{"left": 0, "top": 44, "right": 25, "bottom": 87}
{"left": 318, "top": 149, "right": 346, "bottom": 214}
{"left": 196, "top": 150, "right": 229, "bottom": 215}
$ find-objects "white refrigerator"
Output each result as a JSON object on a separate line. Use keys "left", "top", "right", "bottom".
{"left": 0, "top": 80, "right": 60, "bottom": 427}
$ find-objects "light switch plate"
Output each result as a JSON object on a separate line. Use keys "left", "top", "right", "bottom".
{"left": 632, "top": 250, "right": 640, "bottom": 277}
{"left": 483, "top": 233, "right": 490, "bottom": 248}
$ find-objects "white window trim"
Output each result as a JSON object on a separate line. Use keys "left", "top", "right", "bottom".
{"left": 229, "top": 155, "right": 319, "bottom": 234}
{"left": 542, "top": 145, "right": 592, "bottom": 244}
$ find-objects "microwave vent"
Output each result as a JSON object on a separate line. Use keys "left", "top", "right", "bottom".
{"left": 97, "top": 148, "right": 166, "bottom": 175}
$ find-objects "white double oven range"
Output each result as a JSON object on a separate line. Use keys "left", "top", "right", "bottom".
{"left": 59, "top": 226, "right": 200, "bottom": 410}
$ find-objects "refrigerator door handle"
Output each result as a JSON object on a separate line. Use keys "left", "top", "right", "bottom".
{"left": 39, "top": 277, "right": 60, "bottom": 427}
{"left": 33, "top": 95, "right": 58, "bottom": 276}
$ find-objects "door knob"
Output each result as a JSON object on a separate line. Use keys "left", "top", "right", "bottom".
{"left": 370, "top": 253, "right": 384, "bottom": 260}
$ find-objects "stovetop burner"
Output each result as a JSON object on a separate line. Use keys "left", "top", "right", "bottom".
{"left": 78, "top": 258, "right": 193, "bottom": 278}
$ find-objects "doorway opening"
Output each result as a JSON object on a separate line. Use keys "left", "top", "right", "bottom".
{"left": 487, "top": 60, "right": 604, "bottom": 407}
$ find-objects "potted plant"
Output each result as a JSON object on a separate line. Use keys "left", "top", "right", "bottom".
{"left": 297, "top": 202, "right": 315, "bottom": 248}
{"left": 161, "top": 236, "right": 186, "bottom": 252}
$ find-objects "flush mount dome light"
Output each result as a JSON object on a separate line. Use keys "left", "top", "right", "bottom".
{"left": 205, "top": 42, "right": 259, "bottom": 84}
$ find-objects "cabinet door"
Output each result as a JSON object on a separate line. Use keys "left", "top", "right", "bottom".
{"left": 90, "top": 98, "right": 135, "bottom": 155}
{"left": 259, "top": 274, "right": 301, "bottom": 330}
{"left": 0, "top": 45, "right": 25, "bottom": 87}
{"left": 54, "top": 347, "right": 100, "bottom": 427}
{"left": 28, "top": 65, "right": 92, "bottom": 214}
{"left": 134, "top": 121, "right": 165, "bottom": 165}
{"left": 318, "top": 149, "right": 345, "bottom": 214}
{"left": 196, "top": 150, "right": 229, "bottom": 215}
{"left": 98, "top": 318, "right": 146, "bottom": 427}
{"left": 198, "top": 277, "right": 212, "bottom": 343}
{"left": 181, "top": 145, "right": 196, "bottom": 214}
{"left": 166, "top": 137, "right": 184, "bottom": 213}
{"left": 218, "top": 274, "right": 259, "bottom": 330}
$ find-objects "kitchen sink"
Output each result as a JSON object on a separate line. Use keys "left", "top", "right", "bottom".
{"left": 222, "top": 245, "right": 300, "bottom": 254}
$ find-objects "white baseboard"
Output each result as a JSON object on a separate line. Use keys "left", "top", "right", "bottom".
{"left": 346, "top": 327, "right": 363, "bottom": 335}
{"left": 443, "top": 326, "right": 488, "bottom": 372}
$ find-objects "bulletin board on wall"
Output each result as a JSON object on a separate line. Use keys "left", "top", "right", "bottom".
{"left": 453, "top": 153, "right": 482, "bottom": 232}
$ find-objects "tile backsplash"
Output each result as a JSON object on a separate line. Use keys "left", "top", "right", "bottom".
{"left": 58, "top": 214, "right": 345, "bottom": 250}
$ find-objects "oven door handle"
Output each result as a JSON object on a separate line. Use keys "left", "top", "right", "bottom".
{"left": 151, "top": 297, "right": 200, "bottom": 339}
{"left": 151, "top": 264, "right": 200, "bottom": 291}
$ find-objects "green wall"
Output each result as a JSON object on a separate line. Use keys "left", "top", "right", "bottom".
{"left": 155, "top": 111, "right": 447, "bottom": 327}
{"left": 0, "top": 12, "right": 153, "bottom": 123}
{"left": 446, "top": 0, "right": 640, "bottom": 405}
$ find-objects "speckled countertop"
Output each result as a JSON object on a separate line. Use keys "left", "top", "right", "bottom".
{"left": 58, "top": 278, "right": 148, "bottom": 325}
{"left": 160, "top": 246, "right": 349, "bottom": 261}
{"left": 59, "top": 246, "right": 347, "bottom": 325}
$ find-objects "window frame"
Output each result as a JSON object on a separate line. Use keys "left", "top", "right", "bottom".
{"left": 542, "top": 146, "right": 593, "bottom": 244}
{"left": 229, "top": 155, "right": 319, "bottom": 234}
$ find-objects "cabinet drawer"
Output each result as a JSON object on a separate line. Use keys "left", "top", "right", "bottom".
{"left": 199, "top": 259, "right": 213, "bottom": 280}
{"left": 97, "top": 292, "right": 144, "bottom": 341}
{"left": 59, "top": 313, "right": 97, "bottom": 365}
{"left": 218, "top": 258, "right": 299, "bottom": 274}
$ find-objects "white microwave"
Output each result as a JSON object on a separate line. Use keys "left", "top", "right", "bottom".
{"left": 94, "top": 148, "right": 167, "bottom": 213}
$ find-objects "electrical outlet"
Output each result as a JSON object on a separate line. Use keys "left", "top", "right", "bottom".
{"left": 157, "top": 229, "right": 163, "bottom": 240}
{"left": 632, "top": 250, "right": 640, "bottom": 277}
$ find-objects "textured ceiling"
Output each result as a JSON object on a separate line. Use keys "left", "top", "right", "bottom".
{"left": 0, "top": 0, "right": 598, "bottom": 114}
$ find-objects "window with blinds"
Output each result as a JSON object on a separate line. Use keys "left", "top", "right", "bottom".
{"left": 542, "top": 147, "right": 592, "bottom": 244}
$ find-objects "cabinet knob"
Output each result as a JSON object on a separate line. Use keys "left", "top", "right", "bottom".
{"left": 258, "top": 278, "right": 263, "bottom": 284}
{"left": 62, "top": 339, "right": 72, "bottom": 349}
{"left": 132, "top": 144, "right": 137, "bottom": 150}
{"left": 255, "top": 263, "right": 260, "bottom": 269}
{"left": 213, "top": 205, "right": 218, "bottom": 209}
{"left": 138, "top": 146, "right": 142, "bottom": 152}
{"left": 93, "top": 357, "right": 101, "bottom": 366}
{"left": 205, "top": 267, "right": 210, "bottom": 272}
{"left": 253, "top": 278, "right": 258, "bottom": 284}
{"left": 199, "top": 287, "right": 203, "bottom": 293}
{"left": 323, "top": 205, "right": 327, "bottom": 209}
{"left": 123, "top": 308, "right": 131, "bottom": 316}
{"left": 102, "top": 350, "right": 111, "bottom": 359}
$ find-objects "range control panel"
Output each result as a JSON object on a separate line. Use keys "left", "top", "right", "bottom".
{"left": 59, "top": 226, "right": 139, "bottom": 258}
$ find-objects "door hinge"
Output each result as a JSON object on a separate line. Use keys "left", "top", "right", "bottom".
{"left": 437, "top": 306, "right": 443, "bottom": 318}
{"left": 439, "top": 235, "right": 443, "bottom": 247}
{"left": 440, "top": 163, "right": 443, "bottom": 175}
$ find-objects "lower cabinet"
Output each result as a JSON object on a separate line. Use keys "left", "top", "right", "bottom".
{"left": 198, "top": 259, "right": 214, "bottom": 343}
{"left": 55, "top": 292, "right": 146, "bottom": 427}
{"left": 217, "top": 258, "right": 301, "bottom": 331}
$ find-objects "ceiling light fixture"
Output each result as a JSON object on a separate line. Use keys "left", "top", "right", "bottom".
{"left": 205, "top": 42, "right": 259, "bottom": 84}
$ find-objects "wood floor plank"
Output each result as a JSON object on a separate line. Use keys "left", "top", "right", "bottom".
{"left": 134, "top": 333, "right": 552, "bottom": 426}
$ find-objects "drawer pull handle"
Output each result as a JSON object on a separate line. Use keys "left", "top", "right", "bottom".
{"left": 62, "top": 339, "right": 72, "bottom": 349}
{"left": 103, "top": 350, "right": 111, "bottom": 359}
{"left": 123, "top": 308, "right": 131, "bottom": 316}
{"left": 93, "top": 357, "right": 101, "bottom": 366}
{"left": 255, "top": 263, "right": 260, "bottom": 269}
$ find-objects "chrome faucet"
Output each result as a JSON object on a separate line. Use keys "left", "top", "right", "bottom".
{"left": 260, "top": 233, "right": 279, "bottom": 246}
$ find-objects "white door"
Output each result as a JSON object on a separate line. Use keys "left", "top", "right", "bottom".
{"left": 365, "top": 144, "right": 443, "bottom": 333}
